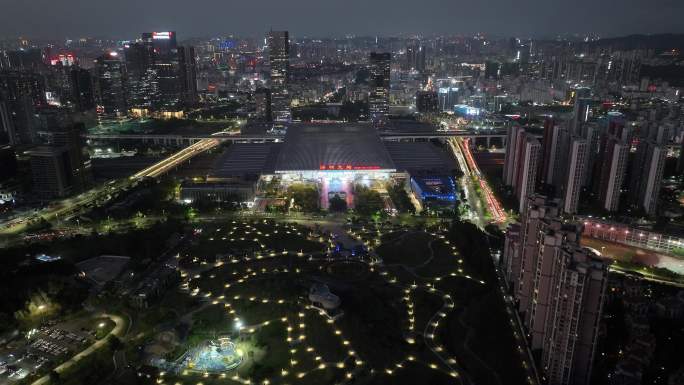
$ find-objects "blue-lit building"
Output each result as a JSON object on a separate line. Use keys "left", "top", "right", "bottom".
{"left": 438, "top": 87, "right": 460, "bottom": 112}
{"left": 410, "top": 176, "right": 458, "bottom": 204}
{"left": 453, "top": 104, "right": 482, "bottom": 117}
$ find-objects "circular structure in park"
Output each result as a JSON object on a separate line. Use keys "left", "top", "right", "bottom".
{"left": 326, "top": 260, "right": 370, "bottom": 282}
{"left": 181, "top": 338, "right": 242, "bottom": 373}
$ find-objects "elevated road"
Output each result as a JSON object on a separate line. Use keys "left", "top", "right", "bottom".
{"left": 131, "top": 138, "right": 220, "bottom": 179}
{"left": 85, "top": 130, "right": 506, "bottom": 144}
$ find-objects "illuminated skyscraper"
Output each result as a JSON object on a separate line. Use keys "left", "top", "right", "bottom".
{"left": 178, "top": 45, "right": 198, "bottom": 106}
{"left": 0, "top": 70, "right": 47, "bottom": 144}
{"left": 124, "top": 32, "right": 196, "bottom": 113}
{"left": 93, "top": 52, "right": 126, "bottom": 119}
{"left": 254, "top": 88, "right": 272, "bottom": 121}
{"left": 268, "top": 30, "right": 290, "bottom": 123}
{"left": 142, "top": 32, "right": 182, "bottom": 111}
{"left": 124, "top": 41, "right": 155, "bottom": 111}
{"left": 369, "top": 52, "right": 391, "bottom": 124}
{"left": 405, "top": 42, "right": 425, "bottom": 72}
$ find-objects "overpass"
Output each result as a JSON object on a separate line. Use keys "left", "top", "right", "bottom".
{"left": 85, "top": 133, "right": 284, "bottom": 146}
{"left": 86, "top": 130, "right": 508, "bottom": 147}
{"left": 131, "top": 138, "right": 221, "bottom": 179}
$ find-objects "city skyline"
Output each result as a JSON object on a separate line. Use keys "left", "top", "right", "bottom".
{"left": 1, "top": 2, "right": 684, "bottom": 383}
{"left": 1, "top": 0, "right": 684, "bottom": 39}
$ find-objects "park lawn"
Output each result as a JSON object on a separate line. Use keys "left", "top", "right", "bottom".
{"left": 366, "top": 360, "right": 457, "bottom": 385}
{"left": 190, "top": 304, "right": 233, "bottom": 337}
{"left": 241, "top": 322, "right": 290, "bottom": 382}
{"left": 333, "top": 275, "right": 410, "bottom": 369}
{"left": 376, "top": 231, "right": 434, "bottom": 266}
{"left": 300, "top": 312, "right": 348, "bottom": 363}
{"left": 439, "top": 285, "right": 529, "bottom": 385}
{"left": 410, "top": 289, "right": 445, "bottom": 335}
{"left": 414, "top": 239, "right": 463, "bottom": 277}
{"left": 183, "top": 220, "right": 324, "bottom": 263}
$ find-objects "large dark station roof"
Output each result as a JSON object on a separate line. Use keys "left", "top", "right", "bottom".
{"left": 274, "top": 123, "right": 396, "bottom": 172}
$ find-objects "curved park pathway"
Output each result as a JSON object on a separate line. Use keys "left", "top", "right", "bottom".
{"left": 376, "top": 230, "right": 502, "bottom": 385}
{"left": 30, "top": 313, "right": 126, "bottom": 385}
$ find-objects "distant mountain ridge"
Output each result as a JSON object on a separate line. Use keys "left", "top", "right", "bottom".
{"left": 586, "top": 34, "right": 684, "bottom": 52}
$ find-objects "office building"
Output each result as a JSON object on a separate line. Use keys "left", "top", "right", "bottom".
{"left": 254, "top": 88, "right": 272, "bottom": 121}
{"left": 124, "top": 41, "right": 156, "bottom": 112}
{"left": 178, "top": 45, "right": 198, "bottom": 106}
{"left": 268, "top": 31, "right": 290, "bottom": 123}
{"left": 0, "top": 98, "right": 13, "bottom": 144}
{"left": 405, "top": 42, "right": 425, "bottom": 72}
{"left": 0, "top": 145, "right": 17, "bottom": 181}
{"left": 93, "top": 52, "right": 127, "bottom": 119}
{"left": 438, "top": 86, "right": 461, "bottom": 112}
{"left": 677, "top": 136, "right": 684, "bottom": 175}
{"left": 27, "top": 146, "right": 73, "bottom": 199}
{"left": 369, "top": 52, "right": 391, "bottom": 124}
{"left": 70, "top": 66, "right": 95, "bottom": 112}
{"left": 0, "top": 49, "right": 44, "bottom": 70}
{"left": 142, "top": 32, "right": 182, "bottom": 111}
{"left": 48, "top": 122, "right": 92, "bottom": 193}
{"left": 124, "top": 32, "right": 193, "bottom": 113}
{"left": 0, "top": 70, "right": 46, "bottom": 144}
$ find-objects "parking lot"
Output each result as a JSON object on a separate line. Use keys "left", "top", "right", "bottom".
{"left": 0, "top": 322, "right": 92, "bottom": 385}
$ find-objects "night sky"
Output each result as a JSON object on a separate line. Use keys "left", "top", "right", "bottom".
{"left": 1, "top": 0, "right": 683, "bottom": 39}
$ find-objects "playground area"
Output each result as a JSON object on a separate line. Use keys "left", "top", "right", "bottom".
{"left": 181, "top": 338, "right": 242, "bottom": 373}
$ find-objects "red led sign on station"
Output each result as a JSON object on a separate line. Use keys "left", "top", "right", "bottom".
{"left": 319, "top": 164, "right": 381, "bottom": 171}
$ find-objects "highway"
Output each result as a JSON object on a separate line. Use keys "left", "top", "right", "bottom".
{"left": 448, "top": 137, "right": 507, "bottom": 224}
{"left": 0, "top": 179, "right": 135, "bottom": 236}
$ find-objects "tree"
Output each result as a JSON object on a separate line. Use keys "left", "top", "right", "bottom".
{"left": 354, "top": 186, "right": 384, "bottom": 217}
{"left": 287, "top": 184, "right": 319, "bottom": 212}
{"left": 387, "top": 184, "right": 415, "bottom": 213}
{"left": 328, "top": 195, "right": 347, "bottom": 212}
{"left": 108, "top": 335, "right": 123, "bottom": 351}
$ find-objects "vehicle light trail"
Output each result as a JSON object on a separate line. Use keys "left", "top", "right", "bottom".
{"left": 131, "top": 138, "right": 220, "bottom": 179}
{"left": 449, "top": 138, "right": 506, "bottom": 224}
